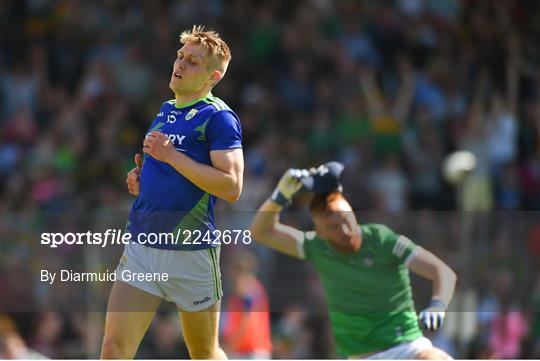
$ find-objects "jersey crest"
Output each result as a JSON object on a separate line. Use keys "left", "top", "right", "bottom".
{"left": 185, "top": 108, "right": 198, "bottom": 120}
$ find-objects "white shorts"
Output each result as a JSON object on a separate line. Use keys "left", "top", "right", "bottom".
{"left": 352, "top": 337, "right": 433, "bottom": 359}
{"left": 116, "top": 242, "right": 222, "bottom": 311}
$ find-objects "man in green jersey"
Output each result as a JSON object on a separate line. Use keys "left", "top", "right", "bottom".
{"left": 250, "top": 162, "right": 456, "bottom": 359}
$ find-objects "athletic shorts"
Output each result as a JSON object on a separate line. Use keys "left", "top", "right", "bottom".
{"left": 116, "top": 241, "right": 222, "bottom": 312}
{"left": 350, "top": 337, "right": 433, "bottom": 359}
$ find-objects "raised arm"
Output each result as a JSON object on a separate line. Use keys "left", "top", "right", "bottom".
{"left": 249, "top": 170, "right": 306, "bottom": 258}
{"left": 359, "top": 66, "right": 384, "bottom": 120}
{"left": 393, "top": 58, "right": 416, "bottom": 124}
{"left": 462, "top": 72, "right": 488, "bottom": 141}
{"left": 250, "top": 200, "right": 304, "bottom": 258}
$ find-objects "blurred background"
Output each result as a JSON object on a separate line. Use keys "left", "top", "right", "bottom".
{"left": 1, "top": 0, "right": 540, "bottom": 358}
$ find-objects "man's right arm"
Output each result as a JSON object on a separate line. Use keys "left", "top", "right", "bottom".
{"left": 249, "top": 200, "right": 305, "bottom": 259}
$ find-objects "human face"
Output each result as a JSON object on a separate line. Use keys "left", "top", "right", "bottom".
{"left": 169, "top": 43, "right": 215, "bottom": 95}
{"left": 313, "top": 207, "right": 362, "bottom": 254}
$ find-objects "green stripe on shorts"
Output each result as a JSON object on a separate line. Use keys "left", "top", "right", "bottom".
{"left": 212, "top": 248, "right": 222, "bottom": 299}
{"left": 208, "top": 248, "right": 220, "bottom": 300}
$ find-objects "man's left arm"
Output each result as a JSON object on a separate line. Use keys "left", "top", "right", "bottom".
{"left": 143, "top": 131, "right": 243, "bottom": 203}
{"left": 407, "top": 247, "right": 458, "bottom": 331}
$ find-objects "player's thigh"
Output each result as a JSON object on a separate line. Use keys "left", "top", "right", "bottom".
{"left": 415, "top": 346, "right": 453, "bottom": 360}
{"left": 102, "top": 281, "right": 162, "bottom": 356}
{"left": 178, "top": 301, "right": 221, "bottom": 353}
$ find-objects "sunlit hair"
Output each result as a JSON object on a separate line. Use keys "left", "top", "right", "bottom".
{"left": 309, "top": 192, "right": 349, "bottom": 215}
{"left": 180, "top": 25, "right": 231, "bottom": 73}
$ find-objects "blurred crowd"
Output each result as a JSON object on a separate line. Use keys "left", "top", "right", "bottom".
{"left": 1, "top": 0, "right": 540, "bottom": 358}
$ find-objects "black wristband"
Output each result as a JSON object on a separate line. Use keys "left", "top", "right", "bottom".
{"left": 270, "top": 187, "right": 291, "bottom": 207}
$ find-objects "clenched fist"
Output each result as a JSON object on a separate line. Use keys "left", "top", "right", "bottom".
{"left": 126, "top": 154, "right": 142, "bottom": 196}
{"left": 143, "top": 131, "right": 176, "bottom": 163}
{"left": 270, "top": 168, "right": 308, "bottom": 207}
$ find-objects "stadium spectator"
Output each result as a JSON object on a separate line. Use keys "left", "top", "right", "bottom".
{"left": 222, "top": 248, "right": 272, "bottom": 359}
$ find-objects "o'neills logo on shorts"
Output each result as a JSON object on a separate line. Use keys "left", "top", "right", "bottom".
{"left": 193, "top": 296, "right": 211, "bottom": 306}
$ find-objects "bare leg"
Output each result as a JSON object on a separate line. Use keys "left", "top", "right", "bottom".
{"left": 101, "top": 282, "right": 162, "bottom": 359}
{"left": 178, "top": 301, "right": 227, "bottom": 359}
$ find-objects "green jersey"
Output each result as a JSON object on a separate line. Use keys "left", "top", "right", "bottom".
{"left": 302, "top": 223, "right": 423, "bottom": 356}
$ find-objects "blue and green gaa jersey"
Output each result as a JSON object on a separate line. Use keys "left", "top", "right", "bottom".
{"left": 127, "top": 95, "right": 242, "bottom": 250}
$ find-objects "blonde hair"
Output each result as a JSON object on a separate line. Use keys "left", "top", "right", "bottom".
{"left": 180, "top": 25, "right": 231, "bottom": 73}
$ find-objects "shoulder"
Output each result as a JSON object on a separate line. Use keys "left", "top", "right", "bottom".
{"left": 202, "top": 94, "right": 232, "bottom": 112}
{"left": 162, "top": 99, "right": 175, "bottom": 109}
{"left": 201, "top": 95, "right": 240, "bottom": 122}
{"left": 201, "top": 97, "right": 242, "bottom": 140}
{"left": 361, "top": 223, "right": 396, "bottom": 239}
{"left": 303, "top": 230, "right": 327, "bottom": 255}
{"left": 199, "top": 97, "right": 242, "bottom": 149}
{"left": 363, "top": 224, "right": 418, "bottom": 261}
{"left": 361, "top": 223, "right": 400, "bottom": 251}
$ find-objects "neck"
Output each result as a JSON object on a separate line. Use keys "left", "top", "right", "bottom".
{"left": 174, "top": 88, "right": 211, "bottom": 108}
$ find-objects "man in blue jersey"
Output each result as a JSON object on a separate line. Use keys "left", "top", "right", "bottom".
{"left": 101, "top": 26, "right": 243, "bottom": 359}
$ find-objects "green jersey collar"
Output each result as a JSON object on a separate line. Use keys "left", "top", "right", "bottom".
{"left": 173, "top": 92, "right": 212, "bottom": 109}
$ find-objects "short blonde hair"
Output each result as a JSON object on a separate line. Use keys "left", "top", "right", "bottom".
{"left": 180, "top": 25, "right": 231, "bottom": 73}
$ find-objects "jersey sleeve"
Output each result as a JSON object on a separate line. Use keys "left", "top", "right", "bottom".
{"left": 206, "top": 110, "right": 243, "bottom": 151}
{"left": 301, "top": 231, "right": 317, "bottom": 260}
{"left": 378, "top": 225, "right": 419, "bottom": 265}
